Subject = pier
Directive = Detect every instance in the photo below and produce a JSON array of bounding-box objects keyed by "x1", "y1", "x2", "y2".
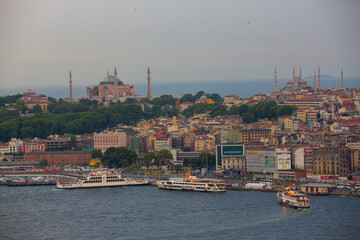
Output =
[{"x1": 7, "y1": 181, "x2": 56, "y2": 187}]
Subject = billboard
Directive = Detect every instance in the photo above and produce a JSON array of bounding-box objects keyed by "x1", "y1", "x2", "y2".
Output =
[
  {"x1": 246, "y1": 151, "x2": 277, "y2": 173},
  {"x1": 277, "y1": 153, "x2": 291, "y2": 170},
  {"x1": 222, "y1": 145, "x2": 244, "y2": 157},
  {"x1": 216, "y1": 145, "x2": 244, "y2": 170}
]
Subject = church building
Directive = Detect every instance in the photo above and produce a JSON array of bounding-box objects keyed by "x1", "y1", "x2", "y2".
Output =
[{"x1": 86, "y1": 68, "x2": 137, "y2": 102}]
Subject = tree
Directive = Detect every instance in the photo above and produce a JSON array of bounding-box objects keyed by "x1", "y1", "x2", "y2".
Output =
[
  {"x1": 79, "y1": 98, "x2": 98, "y2": 107},
  {"x1": 277, "y1": 105, "x2": 296, "y2": 117},
  {"x1": 161, "y1": 105, "x2": 178, "y2": 117},
  {"x1": 144, "y1": 152, "x2": 156, "y2": 169},
  {"x1": 91, "y1": 149, "x2": 102, "y2": 159},
  {"x1": 32, "y1": 105, "x2": 42, "y2": 114},
  {"x1": 70, "y1": 136, "x2": 77, "y2": 150},
  {"x1": 194, "y1": 91, "x2": 205, "y2": 100},
  {"x1": 15, "y1": 101, "x2": 28, "y2": 113},
  {"x1": 20, "y1": 126, "x2": 35, "y2": 139},
  {"x1": 150, "y1": 105, "x2": 162, "y2": 118},
  {"x1": 183, "y1": 158, "x2": 190, "y2": 166},
  {"x1": 101, "y1": 147, "x2": 137, "y2": 168},
  {"x1": 183, "y1": 147, "x2": 191, "y2": 152},
  {"x1": 0, "y1": 94, "x2": 22, "y2": 107},
  {"x1": 48, "y1": 97, "x2": 57, "y2": 103},
  {"x1": 242, "y1": 112, "x2": 255, "y2": 123},
  {"x1": 157, "y1": 149, "x2": 173, "y2": 166},
  {"x1": 180, "y1": 94, "x2": 195, "y2": 103},
  {"x1": 140, "y1": 98, "x2": 151, "y2": 103},
  {"x1": 124, "y1": 98, "x2": 138, "y2": 104},
  {"x1": 151, "y1": 95, "x2": 175, "y2": 106},
  {"x1": 209, "y1": 93, "x2": 222, "y2": 102},
  {"x1": 2, "y1": 158, "x2": 8, "y2": 162},
  {"x1": 39, "y1": 159, "x2": 48, "y2": 168},
  {"x1": 211, "y1": 105, "x2": 228, "y2": 117}
]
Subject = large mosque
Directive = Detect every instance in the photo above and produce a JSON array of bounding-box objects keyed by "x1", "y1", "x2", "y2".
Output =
[
  {"x1": 86, "y1": 68, "x2": 137, "y2": 102},
  {"x1": 278, "y1": 67, "x2": 311, "y2": 92}
]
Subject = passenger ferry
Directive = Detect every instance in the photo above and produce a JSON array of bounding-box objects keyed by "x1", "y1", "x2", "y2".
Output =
[
  {"x1": 157, "y1": 168, "x2": 226, "y2": 192},
  {"x1": 57, "y1": 170, "x2": 149, "y2": 189},
  {"x1": 277, "y1": 186, "x2": 310, "y2": 209}
]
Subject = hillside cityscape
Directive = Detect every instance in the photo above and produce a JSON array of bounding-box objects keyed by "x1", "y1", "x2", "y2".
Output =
[
  {"x1": 1, "y1": 66, "x2": 359, "y2": 182},
  {"x1": 2, "y1": 1, "x2": 360, "y2": 239}
]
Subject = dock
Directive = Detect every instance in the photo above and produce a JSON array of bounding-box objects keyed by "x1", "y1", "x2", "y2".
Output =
[{"x1": 7, "y1": 181, "x2": 57, "y2": 187}]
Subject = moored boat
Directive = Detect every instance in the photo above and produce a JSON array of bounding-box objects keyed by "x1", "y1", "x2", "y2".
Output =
[
  {"x1": 157, "y1": 168, "x2": 226, "y2": 192},
  {"x1": 57, "y1": 170, "x2": 149, "y2": 189}
]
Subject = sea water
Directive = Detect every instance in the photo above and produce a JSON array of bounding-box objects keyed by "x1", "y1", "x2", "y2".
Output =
[{"x1": 0, "y1": 186, "x2": 359, "y2": 240}]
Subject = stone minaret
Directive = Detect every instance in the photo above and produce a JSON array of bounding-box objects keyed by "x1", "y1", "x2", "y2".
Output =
[
  {"x1": 114, "y1": 67, "x2": 118, "y2": 101},
  {"x1": 299, "y1": 66, "x2": 302, "y2": 79},
  {"x1": 293, "y1": 66, "x2": 295, "y2": 81},
  {"x1": 147, "y1": 67, "x2": 152, "y2": 99},
  {"x1": 69, "y1": 70, "x2": 73, "y2": 102},
  {"x1": 317, "y1": 66, "x2": 321, "y2": 90},
  {"x1": 341, "y1": 69, "x2": 344, "y2": 88},
  {"x1": 274, "y1": 67, "x2": 277, "y2": 92},
  {"x1": 314, "y1": 71, "x2": 317, "y2": 90}
]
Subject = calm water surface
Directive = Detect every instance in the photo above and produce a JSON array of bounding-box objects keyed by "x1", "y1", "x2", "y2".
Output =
[{"x1": 0, "y1": 186, "x2": 359, "y2": 240}]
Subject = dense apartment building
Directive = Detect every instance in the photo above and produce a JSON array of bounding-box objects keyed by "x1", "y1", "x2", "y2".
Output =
[
  {"x1": 154, "y1": 139, "x2": 169, "y2": 151},
  {"x1": 347, "y1": 143, "x2": 360, "y2": 173},
  {"x1": 312, "y1": 147, "x2": 350, "y2": 176},
  {"x1": 24, "y1": 151, "x2": 91, "y2": 166},
  {"x1": 45, "y1": 136, "x2": 71, "y2": 151},
  {"x1": 195, "y1": 135, "x2": 215, "y2": 151},
  {"x1": 94, "y1": 130, "x2": 126, "y2": 152},
  {"x1": 304, "y1": 149, "x2": 315, "y2": 174},
  {"x1": 284, "y1": 98, "x2": 323, "y2": 109},
  {"x1": 222, "y1": 129, "x2": 271, "y2": 143},
  {"x1": 221, "y1": 156, "x2": 246, "y2": 170},
  {"x1": 22, "y1": 143, "x2": 46, "y2": 153},
  {"x1": 0, "y1": 138, "x2": 23, "y2": 154},
  {"x1": 183, "y1": 135, "x2": 196, "y2": 151},
  {"x1": 284, "y1": 118, "x2": 300, "y2": 131}
]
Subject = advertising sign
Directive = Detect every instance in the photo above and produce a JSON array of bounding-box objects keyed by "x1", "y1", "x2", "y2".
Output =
[
  {"x1": 222, "y1": 145, "x2": 244, "y2": 157},
  {"x1": 216, "y1": 145, "x2": 244, "y2": 170},
  {"x1": 246, "y1": 151, "x2": 277, "y2": 173},
  {"x1": 277, "y1": 153, "x2": 291, "y2": 170}
]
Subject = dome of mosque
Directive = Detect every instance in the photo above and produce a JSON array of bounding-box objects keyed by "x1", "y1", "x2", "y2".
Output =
[
  {"x1": 199, "y1": 94, "x2": 208, "y2": 100},
  {"x1": 100, "y1": 75, "x2": 123, "y2": 86},
  {"x1": 23, "y1": 88, "x2": 36, "y2": 96}
]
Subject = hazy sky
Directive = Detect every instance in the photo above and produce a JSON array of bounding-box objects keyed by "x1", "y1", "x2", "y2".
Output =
[{"x1": 1, "y1": 0, "x2": 359, "y2": 91}]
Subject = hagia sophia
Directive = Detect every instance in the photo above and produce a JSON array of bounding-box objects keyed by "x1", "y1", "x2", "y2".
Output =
[{"x1": 86, "y1": 68, "x2": 137, "y2": 102}]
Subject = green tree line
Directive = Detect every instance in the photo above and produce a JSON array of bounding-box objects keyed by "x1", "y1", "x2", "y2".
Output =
[
  {"x1": 182, "y1": 152, "x2": 216, "y2": 169},
  {"x1": 0, "y1": 102, "x2": 143, "y2": 141},
  {"x1": 183, "y1": 101, "x2": 297, "y2": 122},
  {"x1": 0, "y1": 93, "x2": 297, "y2": 141}
]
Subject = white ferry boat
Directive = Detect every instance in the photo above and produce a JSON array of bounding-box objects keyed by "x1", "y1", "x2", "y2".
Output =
[
  {"x1": 157, "y1": 168, "x2": 226, "y2": 192},
  {"x1": 57, "y1": 170, "x2": 149, "y2": 189},
  {"x1": 277, "y1": 187, "x2": 310, "y2": 209}
]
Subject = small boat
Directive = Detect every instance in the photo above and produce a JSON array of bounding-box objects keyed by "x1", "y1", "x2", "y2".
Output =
[
  {"x1": 277, "y1": 185, "x2": 310, "y2": 209},
  {"x1": 157, "y1": 167, "x2": 226, "y2": 192},
  {"x1": 57, "y1": 170, "x2": 149, "y2": 189}
]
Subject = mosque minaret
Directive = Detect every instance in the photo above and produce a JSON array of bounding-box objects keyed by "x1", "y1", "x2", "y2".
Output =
[
  {"x1": 69, "y1": 70, "x2": 73, "y2": 102},
  {"x1": 274, "y1": 67, "x2": 277, "y2": 92},
  {"x1": 317, "y1": 65, "x2": 321, "y2": 90},
  {"x1": 147, "y1": 67, "x2": 152, "y2": 100}
]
